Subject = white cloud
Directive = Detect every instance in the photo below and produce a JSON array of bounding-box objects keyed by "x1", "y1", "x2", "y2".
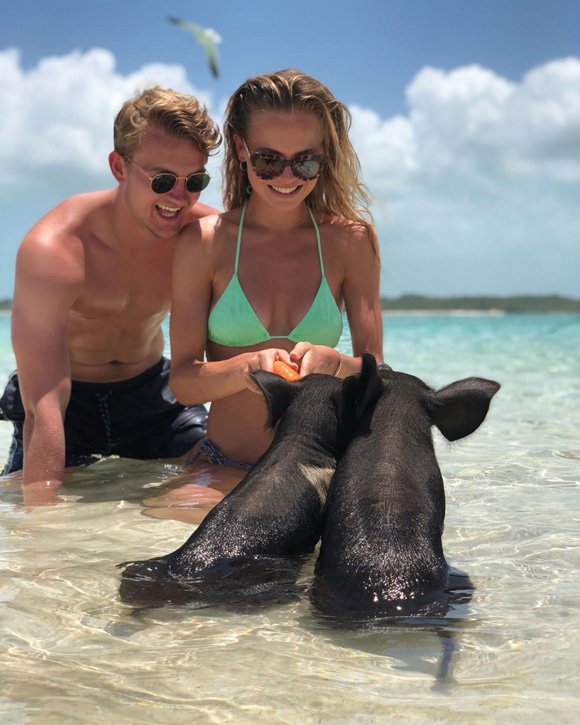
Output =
[
  {"x1": 348, "y1": 58, "x2": 580, "y2": 294},
  {"x1": 0, "y1": 49, "x2": 578, "y2": 296},
  {"x1": 0, "y1": 47, "x2": 217, "y2": 190},
  {"x1": 351, "y1": 58, "x2": 580, "y2": 191}
]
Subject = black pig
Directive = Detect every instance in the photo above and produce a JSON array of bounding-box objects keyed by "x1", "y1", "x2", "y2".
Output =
[
  {"x1": 119, "y1": 371, "x2": 343, "y2": 606},
  {"x1": 313, "y1": 353, "x2": 500, "y2": 619}
]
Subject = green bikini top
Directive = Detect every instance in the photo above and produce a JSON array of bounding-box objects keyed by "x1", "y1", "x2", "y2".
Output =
[{"x1": 207, "y1": 202, "x2": 343, "y2": 348}]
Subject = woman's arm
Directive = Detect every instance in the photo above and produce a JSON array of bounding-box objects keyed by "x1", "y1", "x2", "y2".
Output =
[
  {"x1": 342, "y1": 222, "x2": 384, "y2": 370},
  {"x1": 169, "y1": 218, "x2": 247, "y2": 404},
  {"x1": 169, "y1": 218, "x2": 296, "y2": 404}
]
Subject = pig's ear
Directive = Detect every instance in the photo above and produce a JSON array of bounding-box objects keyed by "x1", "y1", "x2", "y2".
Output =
[
  {"x1": 431, "y1": 378, "x2": 500, "y2": 441},
  {"x1": 252, "y1": 371, "x2": 301, "y2": 428},
  {"x1": 338, "y1": 353, "x2": 384, "y2": 444}
]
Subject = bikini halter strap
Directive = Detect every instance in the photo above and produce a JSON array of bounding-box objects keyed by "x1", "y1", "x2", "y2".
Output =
[{"x1": 234, "y1": 201, "x2": 325, "y2": 275}]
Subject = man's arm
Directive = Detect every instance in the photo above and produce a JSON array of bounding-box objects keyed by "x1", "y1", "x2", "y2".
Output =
[{"x1": 11, "y1": 225, "x2": 83, "y2": 487}]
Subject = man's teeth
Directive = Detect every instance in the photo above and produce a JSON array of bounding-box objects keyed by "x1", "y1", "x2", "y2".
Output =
[
  {"x1": 271, "y1": 185, "x2": 298, "y2": 194},
  {"x1": 156, "y1": 204, "x2": 180, "y2": 217}
]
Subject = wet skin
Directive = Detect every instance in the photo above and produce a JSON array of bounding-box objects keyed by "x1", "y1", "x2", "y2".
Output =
[
  {"x1": 11, "y1": 124, "x2": 216, "y2": 495},
  {"x1": 161, "y1": 109, "x2": 382, "y2": 520}
]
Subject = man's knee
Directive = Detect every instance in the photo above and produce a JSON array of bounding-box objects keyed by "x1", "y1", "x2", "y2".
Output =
[
  {"x1": 182, "y1": 403, "x2": 208, "y2": 429},
  {"x1": 121, "y1": 403, "x2": 208, "y2": 460}
]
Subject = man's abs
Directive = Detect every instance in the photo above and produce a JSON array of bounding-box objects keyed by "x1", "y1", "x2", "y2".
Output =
[{"x1": 68, "y1": 318, "x2": 167, "y2": 383}]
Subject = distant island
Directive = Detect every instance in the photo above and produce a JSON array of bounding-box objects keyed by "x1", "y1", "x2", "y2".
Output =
[
  {"x1": 380, "y1": 294, "x2": 580, "y2": 313},
  {"x1": 1, "y1": 295, "x2": 579, "y2": 313}
]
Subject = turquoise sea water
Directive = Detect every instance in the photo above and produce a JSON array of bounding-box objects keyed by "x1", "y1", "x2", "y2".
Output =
[{"x1": 0, "y1": 311, "x2": 579, "y2": 722}]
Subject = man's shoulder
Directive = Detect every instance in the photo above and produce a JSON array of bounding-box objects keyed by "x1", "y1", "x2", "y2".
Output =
[
  {"x1": 21, "y1": 190, "x2": 116, "y2": 254},
  {"x1": 190, "y1": 200, "x2": 221, "y2": 219},
  {"x1": 25, "y1": 189, "x2": 115, "y2": 240},
  {"x1": 181, "y1": 209, "x2": 223, "y2": 239},
  {"x1": 182, "y1": 208, "x2": 245, "y2": 252}
]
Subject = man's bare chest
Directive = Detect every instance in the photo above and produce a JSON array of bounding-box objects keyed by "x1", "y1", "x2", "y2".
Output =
[{"x1": 74, "y1": 245, "x2": 173, "y2": 318}]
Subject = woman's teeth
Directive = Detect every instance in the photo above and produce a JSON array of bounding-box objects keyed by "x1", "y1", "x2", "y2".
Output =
[{"x1": 271, "y1": 185, "x2": 298, "y2": 194}]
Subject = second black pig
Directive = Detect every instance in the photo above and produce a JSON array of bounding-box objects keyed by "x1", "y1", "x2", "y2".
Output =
[{"x1": 313, "y1": 354, "x2": 500, "y2": 619}]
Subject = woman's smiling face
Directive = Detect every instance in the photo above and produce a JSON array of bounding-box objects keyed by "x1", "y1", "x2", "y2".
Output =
[{"x1": 237, "y1": 110, "x2": 325, "y2": 207}]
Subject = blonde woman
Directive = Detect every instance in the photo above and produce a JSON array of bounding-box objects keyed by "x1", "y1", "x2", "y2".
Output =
[{"x1": 147, "y1": 69, "x2": 383, "y2": 517}]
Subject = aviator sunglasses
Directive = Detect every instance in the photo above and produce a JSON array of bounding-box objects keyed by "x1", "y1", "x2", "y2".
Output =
[
  {"x1": 242, "y1": 139, "x2": 325, "y2": 181},
  {"x1": 125, "y1": 157, "x2": 211, "y2": 194}
]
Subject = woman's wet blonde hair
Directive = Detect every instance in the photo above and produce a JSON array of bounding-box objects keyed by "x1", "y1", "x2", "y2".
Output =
[
  {"x1": 222, "y1": 69, "x2": 378, "y2": 254},
  {"x1": 114, "y1": 86, "x2": 221, "y2": 159}
]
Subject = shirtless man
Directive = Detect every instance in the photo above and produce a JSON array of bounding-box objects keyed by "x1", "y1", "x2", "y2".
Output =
[{"x1": 0, "y1": 86, "x2": 221, "y2": 503}]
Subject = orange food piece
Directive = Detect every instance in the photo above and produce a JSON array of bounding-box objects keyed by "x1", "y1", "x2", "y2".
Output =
[{"x1": 273, "y1": 360, "x2": 301, "y2": 381}]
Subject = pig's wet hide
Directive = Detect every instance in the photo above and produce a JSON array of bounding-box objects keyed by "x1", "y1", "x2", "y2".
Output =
[{"x1": 118, "y1": 553, "x2": 308, "y2": 609}]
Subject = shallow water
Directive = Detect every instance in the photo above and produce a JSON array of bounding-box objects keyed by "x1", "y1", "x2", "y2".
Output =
[{"x1": 1, "y1": 312, "x2": 579, "y2": 723}]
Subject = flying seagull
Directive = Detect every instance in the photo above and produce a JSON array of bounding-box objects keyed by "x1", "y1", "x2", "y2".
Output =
[{"x1": 168, "y1": 16, "x2": 222, "y2": 79}]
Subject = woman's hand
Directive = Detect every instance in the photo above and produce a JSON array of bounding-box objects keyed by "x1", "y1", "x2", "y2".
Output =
[
  {"x1": 243, "y1": 348, "x2": 299, "y2": 392},
  {"x1": 290, "y1": 343, "x2": 341, "y2": 377}
]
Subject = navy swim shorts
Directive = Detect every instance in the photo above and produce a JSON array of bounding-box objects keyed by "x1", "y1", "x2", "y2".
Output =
[{"x1": 0, "y1": 357, "x2": 207, "y2": 475}]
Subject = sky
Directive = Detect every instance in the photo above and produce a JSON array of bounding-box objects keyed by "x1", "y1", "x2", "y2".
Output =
[{"x1": 1, "y1": 0, "x2": 579, "y2": 300}]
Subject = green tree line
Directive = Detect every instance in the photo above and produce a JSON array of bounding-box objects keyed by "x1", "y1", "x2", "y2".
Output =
[
  {"x1": 380, "y1": 295, "x2": 580, "y2": 312},
  {"x1": 2, "y1": 295, "x2": 580, "y2": 313}
]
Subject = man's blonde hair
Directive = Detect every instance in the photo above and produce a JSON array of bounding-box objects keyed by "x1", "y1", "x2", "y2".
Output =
[
  {"x1": 114, "y1": 86, "x2": 221, "y2": 158},
  {"x1": 222, "y1": 69, "x2": 377, "y2": 254}
]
